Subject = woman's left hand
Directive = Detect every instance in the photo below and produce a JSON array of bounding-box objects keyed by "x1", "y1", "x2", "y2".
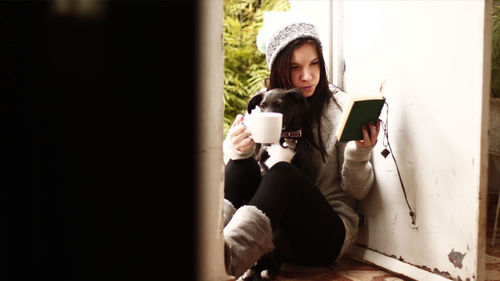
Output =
[{"x1": 355, "y1": 120, "x2": 381, "y2": 148}]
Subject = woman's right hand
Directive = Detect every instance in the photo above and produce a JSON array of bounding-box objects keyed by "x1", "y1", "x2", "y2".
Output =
[{"x1": 228, "y1": 114, "x2": 255, "y2": 153}]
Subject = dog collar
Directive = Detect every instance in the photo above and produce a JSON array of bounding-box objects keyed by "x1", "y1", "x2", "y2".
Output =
[{"x1": 281, "y1": 129, "x2": 302, "y2": 138}]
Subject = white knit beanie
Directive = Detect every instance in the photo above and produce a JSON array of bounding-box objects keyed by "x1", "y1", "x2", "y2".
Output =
[{"x1": 256, "y1": 11, "x2": 321, "y2": 71}]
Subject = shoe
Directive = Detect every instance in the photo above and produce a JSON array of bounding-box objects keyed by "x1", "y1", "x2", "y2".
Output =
[
  {"x1": 223, "y1": 199, "x2": 236, "y2": 227},
  {"x1": 224, "y1": 205, "x2": 274, "y2": 278}
]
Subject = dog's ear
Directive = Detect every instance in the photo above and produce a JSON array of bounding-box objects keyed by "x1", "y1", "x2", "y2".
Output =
[
  {"x1": 287, "y1": 88, "x2": 307, "y2": 107},
  {"x1": 247, "y1": 92, "x2": 264, "y2": 113}
]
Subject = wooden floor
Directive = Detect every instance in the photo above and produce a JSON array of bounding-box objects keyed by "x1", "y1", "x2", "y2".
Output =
[{"x1": 272, "y1": 256, "x2": 412, "y2": 281}]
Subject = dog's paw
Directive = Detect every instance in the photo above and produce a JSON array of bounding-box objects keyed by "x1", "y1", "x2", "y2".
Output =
[
  {"x1": 264, "y1": 144, "x2": 296, "y2": 169},
  {"x1": 260, "y1": 269, "x2": 274, "y2": 280},
  {"x1": 238, "y1": 268, "x2": 254, "y2": 280}
]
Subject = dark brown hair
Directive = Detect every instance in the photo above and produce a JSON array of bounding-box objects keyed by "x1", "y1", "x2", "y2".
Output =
[{"x1": 266, "y1": 37, "x2": 336, "y2": 162}]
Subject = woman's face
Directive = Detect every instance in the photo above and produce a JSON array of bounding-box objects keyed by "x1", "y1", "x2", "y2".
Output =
[{"x1": 290, "y1": 42, "x2": 320, "y2": 97}]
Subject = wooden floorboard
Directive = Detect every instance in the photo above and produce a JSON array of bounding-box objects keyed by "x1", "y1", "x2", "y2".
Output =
[{"x1": 271, "y1": 256, "x2": 412, "y2": 281}]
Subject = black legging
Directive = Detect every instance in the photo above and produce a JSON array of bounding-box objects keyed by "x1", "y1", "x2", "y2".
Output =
[{"x1": 224, "y1": 158, "x2": 345, "y2": 266}]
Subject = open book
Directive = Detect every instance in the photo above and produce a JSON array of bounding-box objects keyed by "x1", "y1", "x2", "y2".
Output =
[{"x1": 336, "y1": 95, "x2": 386, "y2": 142}]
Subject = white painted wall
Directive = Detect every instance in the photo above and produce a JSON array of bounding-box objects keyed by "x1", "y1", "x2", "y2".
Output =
[{"x1": 340, "y1": 1, "x2": 490, "y2": 280}]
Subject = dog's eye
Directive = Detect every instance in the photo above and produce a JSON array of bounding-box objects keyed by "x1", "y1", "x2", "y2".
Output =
[
  {"x1": 271, "y1": 101, "x2": 284, "y2": 109},
  {"x1": 260, "y1": 101, "x2": 268, "y2": 108}
]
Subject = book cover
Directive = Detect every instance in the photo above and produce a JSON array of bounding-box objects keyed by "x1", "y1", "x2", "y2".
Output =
[{"x1": 336, "y1": 96, "x2": 386, "y2": 142}]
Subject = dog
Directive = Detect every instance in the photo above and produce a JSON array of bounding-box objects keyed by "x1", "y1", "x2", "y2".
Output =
[{"x1": 247, "y1": 88, "x2": 317, "y2": 182}]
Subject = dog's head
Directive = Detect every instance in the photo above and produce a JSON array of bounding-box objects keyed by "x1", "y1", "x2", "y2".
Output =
[{"x1": 247, "y1": 88, "x2": 307, "y2": 133}]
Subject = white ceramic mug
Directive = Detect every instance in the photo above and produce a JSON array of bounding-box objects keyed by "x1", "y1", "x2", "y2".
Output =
[{"x1": 245, "y1": 112, "x2": 283, "y2": 143}]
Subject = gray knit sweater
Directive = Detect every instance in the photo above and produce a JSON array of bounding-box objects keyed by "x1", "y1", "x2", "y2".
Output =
[
  {"x1": 223, "y1": 87, "x2": 375, "y2": 257},
  {"x1": 312, "y1": 88, "x2": 375, "y2": 255}
]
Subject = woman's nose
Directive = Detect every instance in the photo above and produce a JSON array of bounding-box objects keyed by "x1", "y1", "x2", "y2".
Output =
[{"x1": 301, "y1": 68, "x2": 312, "y2": 81}]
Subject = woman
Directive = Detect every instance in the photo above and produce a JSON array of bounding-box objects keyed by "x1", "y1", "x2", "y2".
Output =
[{"x1": 222, "y1": 11, "x2": 380, "y2": 280}]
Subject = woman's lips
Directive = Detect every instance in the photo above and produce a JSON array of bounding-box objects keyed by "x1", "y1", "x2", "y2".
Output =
[{"x1": 301, "y1": 85, "x2": 313, "y2": 92}]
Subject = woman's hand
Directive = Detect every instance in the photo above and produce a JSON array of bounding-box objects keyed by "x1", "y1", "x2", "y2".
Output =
[
  {"x1": 228, "y1": 114, "x2": 255, "y2": 153},
  {"x1": 355, "y1": 120, "x2": 381, "y2": 148}
]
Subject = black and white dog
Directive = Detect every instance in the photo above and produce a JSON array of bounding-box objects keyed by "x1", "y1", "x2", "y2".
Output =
[{"x1": 247, "y1": 88, "x2": 316, "y2": 182}]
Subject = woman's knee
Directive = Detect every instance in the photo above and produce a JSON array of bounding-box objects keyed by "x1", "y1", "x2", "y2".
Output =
[
  {"x1": 224, "y1": 158, "x2": 262, "y2": 208},
  {"x1": 225, "y1": 158, "x2": 261, "y2": 189},
  {"x1": 265, "y1": 161, "x2": 312, "y2": 186}
]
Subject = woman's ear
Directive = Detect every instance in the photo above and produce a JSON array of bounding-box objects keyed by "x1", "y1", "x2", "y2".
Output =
[{"x1": 247, "y1": 92, "x2": 264, "y2": 113}]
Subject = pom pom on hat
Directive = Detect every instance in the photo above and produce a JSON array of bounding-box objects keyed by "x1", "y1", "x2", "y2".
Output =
[{"x1": 256, "y1": 11, "x2": 321, "y2": 71}]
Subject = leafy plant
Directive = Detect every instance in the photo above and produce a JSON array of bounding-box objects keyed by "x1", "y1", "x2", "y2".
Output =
[
  {"x1": 492, "y1": 4, "x2": 500, "y2": 97},
  {"x1": 223, "y1": 0, "x2": 290, "y2": 136}
]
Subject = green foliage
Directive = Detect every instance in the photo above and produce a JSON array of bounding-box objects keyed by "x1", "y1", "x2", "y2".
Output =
[
  {"x1": 223, "y1": 0, "x2": 290, "y2": 136},
  {"x1": 492, "y1": 4, "x2": 500, "y2": 97}
]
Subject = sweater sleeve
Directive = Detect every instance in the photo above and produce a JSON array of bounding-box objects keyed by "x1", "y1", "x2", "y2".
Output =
[
  {"x1": 339, "y1": 141, "x2": 375, "y2": 200},
  {"x1": 223, "y1": 135, "x2": 255, "y2": 165}
]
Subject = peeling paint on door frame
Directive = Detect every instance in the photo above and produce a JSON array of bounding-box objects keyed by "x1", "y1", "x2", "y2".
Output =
[
  {"x1": 448, "y1": 249, "x2": 466, "y2": 269},
  {"x1": 350, "y1": 244, "x2": 473, "y2": 281}
]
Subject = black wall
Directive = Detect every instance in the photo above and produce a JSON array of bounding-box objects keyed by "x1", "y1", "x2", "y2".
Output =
[{"x1": 1, "y1": 1, "x2": 197, "y2": 279}]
